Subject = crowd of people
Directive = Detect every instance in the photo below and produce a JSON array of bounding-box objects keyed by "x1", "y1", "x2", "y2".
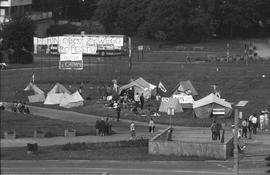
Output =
[
  {"x1": 95, "y1": 117, "x2": 112, "y2": 136},
  {"x1": 11, "y1": 101, "x2": 30, "y2": 114}
]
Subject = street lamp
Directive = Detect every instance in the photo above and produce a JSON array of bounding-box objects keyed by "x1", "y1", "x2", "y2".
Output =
[{"x1": 234, "y1": 100, "x2": 248, "y2": 175}]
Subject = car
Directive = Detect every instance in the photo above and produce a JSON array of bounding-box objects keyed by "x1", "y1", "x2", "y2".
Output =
[{"x1": 0, "y1": 62, "x2": 8, "y2": 70}]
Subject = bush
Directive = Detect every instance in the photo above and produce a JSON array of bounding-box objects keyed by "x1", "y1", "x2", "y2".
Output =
[
  {"x1": 44, "y1": 131, "x2": 56, "y2": 138},
  {"x1": 9, "y1": 50, "x2": 33, "y2": 64},
  {"x1": 47, "y1": 24, "x2": 79, "y2": 36}
]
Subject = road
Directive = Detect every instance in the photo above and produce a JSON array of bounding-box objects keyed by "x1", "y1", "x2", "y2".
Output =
[{"x1": 1, "y1": 159, "x2": 268, "y2": 175}]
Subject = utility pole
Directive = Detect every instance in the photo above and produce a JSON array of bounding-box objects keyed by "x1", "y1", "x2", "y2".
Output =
[{"x1": 234, "y1": 108, "x2": 239, "y2": 175}]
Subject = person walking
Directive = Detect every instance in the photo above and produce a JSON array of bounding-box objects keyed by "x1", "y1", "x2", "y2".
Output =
[
  {"x1": 149, "y1": 118, "x2": 155, "y2": 135},
  {"x1": 130, "y1": 122, "x2": 136, "y2": 139},
  {"x1": 95, "y1": 119, "x2": 101, "y2": 136},
  {"x1": 140, "y1": 93, "x2": 144, "y2": 110},
  {"x1": 216, "y1": 122, "x2": 221, "y2": 140},
  {"x1": 247, "y1": 119, "x2": 252, "y2": 139},
  {"x1": 241, "y1": 119, "x2": 248, "y2": 138},
  {"x1": 116, "y1": 103, "x2": 121, "y2": 121},
  {"x1": 259, "y1": 112, "x2": 265, "y2": 131}
]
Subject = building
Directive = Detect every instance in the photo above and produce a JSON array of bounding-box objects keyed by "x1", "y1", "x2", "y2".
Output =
[
  {"x1": 0, "y1": 0, "x2": 32, "y2": 23},
  {"x1": 0, "y1": 0, "x2": 53, "y2": 36}
]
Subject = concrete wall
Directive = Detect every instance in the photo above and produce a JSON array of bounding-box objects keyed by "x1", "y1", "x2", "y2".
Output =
[{"x1": 149, "y1": 127, "x2": 234, "y2": 160}]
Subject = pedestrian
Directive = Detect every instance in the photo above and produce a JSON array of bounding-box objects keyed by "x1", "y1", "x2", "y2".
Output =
[
  {"x1": 220, "y1": 122, "x2": 226, "y2": 143},
  {"x1": 241, "y1": 119, "x2": 248, "y2": 138},
  {"x1": 216, "y1": 122, "x2": 221, "y2": 140},
  {"x1": 95, "y1": 119, "x2": 101, "y2": 136},
  {"x1": 265, "y1": 109, "x2": 269, "y2": 127},
  {"x1": 210, "y1": 120, "x2": 217, "y2": 140},
  {"x1": 130, "y1": 122, "x2": 136, "y2": 139},
  {"x1": 134, "y1": 92, "x2": 140, "y2": 110},
  {"x1": 149, "y1": 118, "x2": 155, "y2": 135},
  {"x1": 99, "y1": 118, "x2": 106, "y2": 136},
  {"x1": 140, "y1": 93, "x2": 144, "y2": 110},
  {"x1": 247, "y1": 119, "x2": 252, "y2": 139},
  {"x1": 251, "y1": 114, "x2": 258, "y2": 134},
  {"x1": 116, "y1": 103, "x2": 121, "y2": 121},
  {"x1": 259, "y1": 111, "x2": 265, "y2": 131}
]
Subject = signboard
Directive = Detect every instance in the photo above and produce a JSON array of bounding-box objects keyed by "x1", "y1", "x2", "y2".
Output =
[
  {"x1": 59, "y1": 53, "x2": 83, "y2": 70},
  {"x1": 167, "y1": 108, "x2": 175, "y2": 115},
  {"x1": 138, "y1": 45, "x2": 144, "y2": 51},
  {"x1": 172, "y1": 94, "x2": 194, "y2": 104}
]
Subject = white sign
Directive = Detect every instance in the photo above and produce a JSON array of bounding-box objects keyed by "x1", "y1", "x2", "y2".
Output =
[
  {"x1": 172, "y1": 94, "x2": 194, "y2": 104},
  {"x1": 138, "y1": 45, "x2": 144, "y2": 51},
  {"x1": 59, "y1": 53, "x2": 83, "y2": 70},
  {"x1": 167, "y1": 108, "x2": 175, "y2": 115}
]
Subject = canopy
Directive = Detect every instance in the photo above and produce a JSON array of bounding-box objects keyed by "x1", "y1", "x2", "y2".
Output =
[
  {"x1": 24, "y1": 82, "x2": 45, "y2": 103},
  {"x1": 159, "y1": 97, "x2": 183, "y2": 113},
  {"x1": 118, "y1": 77, "x2": 156, "y2": 99},
  {"x1": 48, "y1": 83, "x2": 71, "y2": 94},
  {"x1": 44, "y1": 83, "x2": 71, "y2": 105},
  {"x1": 172, "y1": 80, "x2": 198, "y2": 96},
  {"x1": 193, "y1": 93, "x2": 232, "y2": 118},
  {"x1": 59, "y1": 91, "x2": 84, "y2": 108}
]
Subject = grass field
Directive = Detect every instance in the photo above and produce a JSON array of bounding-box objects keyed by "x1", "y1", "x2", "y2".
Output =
[
  {"x1": 0, "y1": 110, "x2": 95, "y2": 138},
  {"x1": 1, "y1": 39, "x2": 270, "y2": 127}
]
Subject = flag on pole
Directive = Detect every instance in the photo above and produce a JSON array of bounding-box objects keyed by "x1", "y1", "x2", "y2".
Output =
[
  {"x1": 158, "y1": 82, "x2": 167, "y2": 92},
  {"x1": 32, "y1": 73, "x2": 35, "y2": 83}
]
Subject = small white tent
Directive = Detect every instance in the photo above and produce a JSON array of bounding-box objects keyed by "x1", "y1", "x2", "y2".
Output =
[
  {"x1": 44, "y1": 83, "x2": 71, "y2": 105},
  {"x1": 59, "y1": 91, "x2": 84, "y2": 108},
  {"x1": 24, "y1": 82, "x2": 45, "y2": 103}
]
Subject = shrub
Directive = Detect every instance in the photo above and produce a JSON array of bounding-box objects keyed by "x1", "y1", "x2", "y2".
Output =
[
  {"x1": 44, "y1": 131, "x2": 56, "y2": 138},
  {"x1": 47, "y1": 24, "x2": 79, "y2": 36}
]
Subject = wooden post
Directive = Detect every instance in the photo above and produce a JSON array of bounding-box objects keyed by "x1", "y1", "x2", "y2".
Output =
[{"x1": 234, "y1": 108, "x2": 239, "y2": 175}]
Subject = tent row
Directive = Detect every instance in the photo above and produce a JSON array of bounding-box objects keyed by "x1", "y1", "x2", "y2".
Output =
[{"x1": 23, "y1": 82, "x2": 84, "y2": 108}]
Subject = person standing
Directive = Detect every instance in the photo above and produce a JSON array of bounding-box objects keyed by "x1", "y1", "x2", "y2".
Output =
[
  {"x1": 95, "y1": 119, "x2": 101, "y2": 136},
  {"x1": 116, "y1": 103, "x2": 121, "y2": 121},
  {"x1": 241, "y1": 119, "x2": 248, "y2": 138},
  {"x1": 134, "y1": 92, "x2": 140, "y2": 110},
  {"x1": 210, "y1": 120, "x2": 217, "y2": 140},
  {"x1": 259, "y1": 112, "x2": 265, "y2": 131},
  {"x1": 140, "y1": 93, "x2": 144, "y2": 110},
  {"x1": 216, "y1": 122, "x2": 221, "y2": 140},
  {"x1": 247, "y1": 119, "x2": 252, "y2": 139},
  {"x1": 130, "y1": 122, "x2": 136, "y2": 139},
  {"x1": 251, "y1": 114, "x2": 258, "y2": 134},
  {"x1": 149, "y1": 118, "x2": 155, "y2": 135},
  {"x1": 100, "y1": 118, "x2": 106, "y2": 136}
]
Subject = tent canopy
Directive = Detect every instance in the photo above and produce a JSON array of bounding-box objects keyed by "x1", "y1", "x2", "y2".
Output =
[
  {"x1": 159, "y1": 97, "x2": 183, "y2": 113},
  {"x1": 24, "y1": 82, "x2": 44, "y2": 95},
  {"x1": 118, "y1": 77, "x2": 156, "y2": 99},
  {"x1": 48, "y1": 83, "x2": 71, "y2": 95},
  {"x1": 60, "y1": 91, "x2": 84, "y2": 108},
  {"x1": 193, "y1": 93, "x2": 232, "y2": 109},
  {"x1": 193, "y1": 93, "x2": 232, "y2": 118},
  {"x1": 172, "y1": 80, "x2": 198, "y2": 96}
]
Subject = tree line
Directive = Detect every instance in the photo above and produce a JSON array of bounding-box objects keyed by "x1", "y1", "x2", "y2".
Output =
[{"x1": 33, "y1": 0, "x2": 270, "y2": 42}]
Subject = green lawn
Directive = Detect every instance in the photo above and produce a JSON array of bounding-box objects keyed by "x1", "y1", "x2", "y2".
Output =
[
  {"x1": 0, "y1": 110, "x2": 95, "y2": 138},
  {"x1": 1, "y1": 39, "x2": 269, "y2": 128}
]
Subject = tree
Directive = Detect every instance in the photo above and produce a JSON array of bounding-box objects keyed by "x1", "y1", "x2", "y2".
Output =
[
  {"x1": 0, "y1": 16, "x2": 35, "y2": 64},
  {"x1": 77, "y1": 20, "x2": 105, "y2": 34},
  {"x1": 46, "y1": 23, "x2": 79, "y2": 36}
]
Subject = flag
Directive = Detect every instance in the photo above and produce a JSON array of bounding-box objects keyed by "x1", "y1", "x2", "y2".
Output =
[
  {"x1": 158, "y1": 82, "x2": 167, "y2": 92},
  {"x1": 32, "y1": 73, "x2": 35, "y2": 83}
]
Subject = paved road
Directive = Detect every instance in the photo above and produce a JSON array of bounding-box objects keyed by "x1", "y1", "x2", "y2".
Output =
[{"x1": 1, "y1": 159, "x2": 268, "y2": 175}]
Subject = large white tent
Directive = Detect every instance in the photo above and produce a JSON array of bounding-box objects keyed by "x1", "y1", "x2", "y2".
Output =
[
  {"x1": 44, "y1": 83, "x2": 71, "y2": 105},
  {"x1": 193, "y1": 93, "x2": 232, "y2": 118},
  {"x1": 59, "y1": 91, "x2": 84, "y2": 108},
  {"x1": 24, "y1": 82, "x2": 45, "y2": 103},
  {"x1": 118, "y1": 77, "x2": 156, "y2": 99}
]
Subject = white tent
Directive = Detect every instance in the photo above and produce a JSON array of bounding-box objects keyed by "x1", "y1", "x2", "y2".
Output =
[
  {"x1": 59, "y1": 91, "x2": 84, "y2": 108},
  {"x1": 159, "y1": 97, "x2": 183, "y2": 113},
  {"x1": 118, "y1": 77, "x2": 156, "y2": 99},
  {"x1": 44, "y1": 83, "x2": 71, "y2": 105},
  {"x1": 24, "y1": 82, "x2": 45, "y2": 103}
]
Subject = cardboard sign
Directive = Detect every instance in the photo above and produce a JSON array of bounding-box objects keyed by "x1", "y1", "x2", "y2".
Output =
[
  {"x1": 172, "y1": 94, "x2": 194, "y2": 104},
  {"x1": 59, "y1": 53, "x2": 83, "y2": 70}
]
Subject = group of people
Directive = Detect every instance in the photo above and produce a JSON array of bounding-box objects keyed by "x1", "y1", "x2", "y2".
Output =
[
  {"x1": 210, "y1": 120, "x2": 224, "y2": 141},
  {"x1": 95, "y1": 117, "x2": 112, "y2": 136},
  {"x1": 240, "y1": 110, "x2": 269, "y2": 139},
  {"x1": 129, "y1": 118, "x2": 156, "y2": 139},
  {"x1": 12, "y1": 101, "x2": 30, "y2": 114}
]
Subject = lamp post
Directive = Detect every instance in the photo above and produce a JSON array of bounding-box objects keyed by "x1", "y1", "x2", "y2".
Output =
[{"x1": 234, "y1": 101, "x2": 248, "y2": 175}]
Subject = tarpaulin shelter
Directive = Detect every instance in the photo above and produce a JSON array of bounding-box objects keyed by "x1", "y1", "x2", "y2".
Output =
[
  {"x1": 44, "y1": 83, "x2": 71, "y2": 105},
  {"x1": 24, "y1": 82, "x2": 45, "y2": 103},
  {"x1": 118, "y1": 77, "x2": 156, "y2": 99},
  {"x1": 59, "y1": 91, "x2": 84, "y2": 108},
  {"x1": 159, "y1": 97, "x2": 183, "y2": 113},
  {"x1": 193, "y1": 93, "x2": 232, "y2": 118},
  {"x1": 172, "y1": 80, "x2": 198, "y2": 96}
]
